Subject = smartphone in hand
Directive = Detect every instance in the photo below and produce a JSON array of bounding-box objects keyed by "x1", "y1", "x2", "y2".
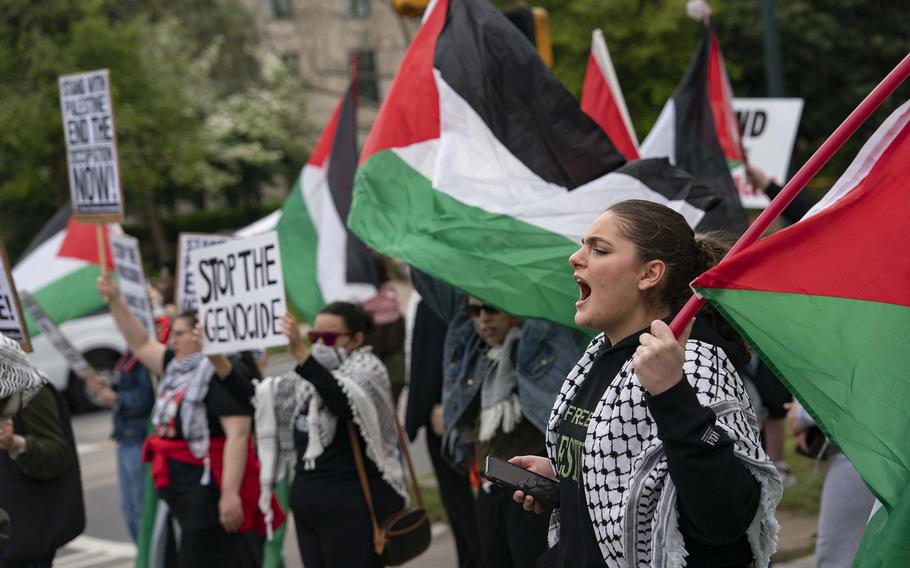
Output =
[{"x1": 483, "y1": 456, "x2": 560, "y2": 508}]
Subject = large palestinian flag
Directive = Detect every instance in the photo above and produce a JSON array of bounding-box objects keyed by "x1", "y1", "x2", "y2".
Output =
[
  {"x1": 581, "y1": 29, "x2": 639, "y2": 160},
  {"x1": 693, "y1": 100, "x2": 910, "y2": 566},
  {"x1": 349, "y1": 0, "x2": 727, "y2": 329},
  {"x1": 276, "y1": 83, "x2": 378, "y2": 323},
  {"x1": 640, "y1": 24, "x2": 748, "y2": 233},
  {"x1": 12, "y1": 206, "x2": 112, "y2": 332}
]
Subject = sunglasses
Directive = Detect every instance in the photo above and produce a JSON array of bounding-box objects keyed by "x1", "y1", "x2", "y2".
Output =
[
  {"x1": 306, "y1": 331, "x2": 349, "y2": 346},
  {"x1": 463, "y1": 304, "x2": 501, "y2": 318}
]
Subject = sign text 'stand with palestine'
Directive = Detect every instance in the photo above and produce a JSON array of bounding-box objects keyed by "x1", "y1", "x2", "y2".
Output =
[
  {"x1": 59, "y1": 69, "x2": 123, "y2": 223},
  {"x1": 189, "y1": 232, "x2": 288, "y2": 355},
  {"x1": 110, "y1": 234, "x2": 156, "y2": 338},
  {"x1": 0, "y1": 234, "x2": 30, "y2": 352},
  {"x1": 175, "y1": 233, "x2": 232, "y2": 314}
]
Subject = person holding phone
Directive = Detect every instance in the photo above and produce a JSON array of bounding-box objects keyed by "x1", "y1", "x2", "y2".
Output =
[{"x1": 511, "y1": 200, "x2": 782, "y2": 568}]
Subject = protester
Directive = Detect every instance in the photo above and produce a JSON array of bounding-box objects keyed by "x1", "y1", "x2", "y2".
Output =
[
  {"x1": 254, "y1": 304, "x2": 408, "y2": 567},
  {"x1": 511, "y1": 200, "x2": 781, "y2": 567},
  {"x1": 412, "y1": 270, "x2": 581, "y2": 568},
  {"x1": 97, "y1": 272, "x2": 279, "y2": 567},
  {"x1": 786, "y1": 402, "x2": 874, "y2": 568},
  {"x1": 404, "y1": 293, "x2": 484, "y2": 568},
  {"x1": 86, "y1": 352, "x2": 155, "y2": 542},
  {"x1": 0, "y1": 332, "x2": 85, "y2": 568}
]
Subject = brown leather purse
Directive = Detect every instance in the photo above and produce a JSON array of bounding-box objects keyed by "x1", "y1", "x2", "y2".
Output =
[{"x1": 347, "y1": 417, "x2": 431, "y2": 565}]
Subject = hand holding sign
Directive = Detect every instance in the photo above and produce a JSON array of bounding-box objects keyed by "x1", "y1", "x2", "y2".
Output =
[
  {"x1": 189, "y1": 232, "x2": 288, "y2": 355},
  {"x1": 281, "y1": 313, "x2": 309, "y2": 364}
]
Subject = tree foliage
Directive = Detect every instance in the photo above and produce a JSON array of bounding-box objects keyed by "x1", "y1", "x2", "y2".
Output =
[{"x1": 0, "y1": 0, "x2": 311, "y2": 262}]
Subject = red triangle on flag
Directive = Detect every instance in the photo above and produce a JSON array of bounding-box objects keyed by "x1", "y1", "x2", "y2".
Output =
[{"x1": 57, "y1": 217, "x2": 115, "y2": 269}]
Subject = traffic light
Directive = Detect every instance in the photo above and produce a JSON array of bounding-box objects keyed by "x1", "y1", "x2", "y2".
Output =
[
  {"x1": 505, "y1": 6, "x2": 553, "y2": 68},
  {"x1": 393, "y1": 0, "x2": 430, "y2": 18}
]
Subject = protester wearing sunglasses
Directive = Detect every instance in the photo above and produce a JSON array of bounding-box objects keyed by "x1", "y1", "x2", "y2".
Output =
[
  {"x1": 410, "y1": 270, "x2": 582, "y2": 568},
  {"x1": 254, "y1": 303, "x2": 408, "y2": 567}
]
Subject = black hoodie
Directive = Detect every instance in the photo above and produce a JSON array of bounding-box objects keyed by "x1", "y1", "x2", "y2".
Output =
[{"x1": 550, "y1": 314, "x2": 759, "y2": 568}]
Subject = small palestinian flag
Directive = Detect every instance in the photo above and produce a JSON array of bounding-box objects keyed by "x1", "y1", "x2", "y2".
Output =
[
  {"x1": 276, "y1": 83, "x2": 378, "y2": 323},
  {"x1": 581, "y1": 29, "x2": 639, "y2": 160},
  {"x1": 349, "y1": 0, "x2": 726, "y2": 329},
  {"x1": 640, "y1": 23, "x2": 748, "y2": 233},
  {"x1": 693, "y1": 100, "x2": 910, "y2": 567},
  {"x1": 13, "y1": 206, "x2": 112, "y2": 333}
]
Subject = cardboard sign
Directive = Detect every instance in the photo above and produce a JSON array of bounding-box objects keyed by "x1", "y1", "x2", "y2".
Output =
[
  {"x1": 176, "y1": 233, "x2": 232, "y2": 313},
  {"x1": 0, "y1": 234, "x2": 30, "y2": 352},
  {"x1": 732, "y1": 98, "x2": 805, "y2": 209},
  {"x1": 110, "y1": 234, "x2": 155, "y2": 338},
  {"x1": 189, "y1": 232, "x2": 288, "y2": 355},
  {"x1": 59, "y1": 69, "x2": 123, "y2": 223},
  {"x1": 19, "y1": 292, "x2": 95, "y2": 379}
]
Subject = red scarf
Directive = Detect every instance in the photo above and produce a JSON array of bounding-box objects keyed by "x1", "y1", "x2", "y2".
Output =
[{"x1": 142, "y1": 434, "x2": 286, "y2": 535}]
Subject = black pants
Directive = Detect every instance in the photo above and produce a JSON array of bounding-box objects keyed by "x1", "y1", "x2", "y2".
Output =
[
  {"x1": 426, "y1": 431, "x2": 485, "y2": 568},
  {"x1": 291, "y1": 475, "x2": 404, "y2": 568},
  {"x1": 476, "y1": 483, "x2": 550, "y2": 568},
  {"x1": 158, "y1": 460, "x2": 240, "y2": 568}
]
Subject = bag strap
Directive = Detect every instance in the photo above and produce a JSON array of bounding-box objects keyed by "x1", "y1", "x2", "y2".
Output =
[{"x1": 347, "y1": 421, "x2": 385, "y2": 555}]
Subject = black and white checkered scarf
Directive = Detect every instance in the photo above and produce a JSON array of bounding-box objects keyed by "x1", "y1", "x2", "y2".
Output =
[
  {"x1": 151, "y1": 352, "x2": 215, "y2": 481},
  {"x1": 546, "y1": 333, "x2": 782, "y2": 568},
  {"x1": 0, "y1": 332, "x2": 44, "y2": 420}
]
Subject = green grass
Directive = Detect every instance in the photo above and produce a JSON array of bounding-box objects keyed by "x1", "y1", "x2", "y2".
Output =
[
  {"x1": 778, "y1": 431, "x2": 827, "y2": 515},
  {"x1": 413, "y1": 474, "x2": 448, "y2": 523}
]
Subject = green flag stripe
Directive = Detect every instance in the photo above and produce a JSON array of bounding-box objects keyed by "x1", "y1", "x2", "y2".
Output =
[
  {"x1": 699, "y1": 287, "x2": 910, "y2": 508},
  {"x1": 276, "y1": 176, "x2": 324, "y2": 323},
  {"x1": 351, "y1": 150, "x2": 581, "y2": 330},
  {"x1": 25, "y1": 264, "x2": 106, "y2": 334}
]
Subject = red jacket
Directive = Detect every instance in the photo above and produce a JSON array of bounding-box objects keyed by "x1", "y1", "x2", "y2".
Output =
[{"x1": 143, "y1": 434, "x2": 286, "y2": 535}]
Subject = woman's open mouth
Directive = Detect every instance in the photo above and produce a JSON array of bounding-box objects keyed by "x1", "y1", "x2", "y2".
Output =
[{"x1": 575, "y1": 275, "x2": 592, "y2": 308}]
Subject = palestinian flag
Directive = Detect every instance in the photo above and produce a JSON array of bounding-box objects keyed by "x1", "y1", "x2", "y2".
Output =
[
  {"x1": 12, "y1": 205, "x2": 111, "y2": 332},
  {"x1": 581, "y1": 29, "x2": 639, "y2": 160},
  {"x1": 693, "y1": 100, "x2": 910, "y2": 567},
  {"x1": 349, "y1": 0, "x2": 725, "y2": 329},
  {"x1": 640, "y1": 24, "x2": 748, "y2": 233},
  {"x1": 276, "y1": 83, "x2": 378, "y2": 323}
]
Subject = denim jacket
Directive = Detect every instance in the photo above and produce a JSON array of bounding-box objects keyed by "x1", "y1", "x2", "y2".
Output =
[
  {"x1": 412, "y1": 270, "x2": 582, "y2": 468},
  {"x1": 111, "y1": 355, "x2": 155, "y2": 445}
]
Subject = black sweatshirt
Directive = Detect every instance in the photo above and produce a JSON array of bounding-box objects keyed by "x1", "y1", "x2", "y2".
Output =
[
  {"x1": 291, "y1": 357, "x2": 383, "y2": 482},
  {"x1": 552, "y1": 316, "x2": 760, "y2": 568}
]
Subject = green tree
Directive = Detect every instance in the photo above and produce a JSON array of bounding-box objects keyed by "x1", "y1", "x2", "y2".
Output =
[{"x1": 0, "y1": 0, "x2": 311, "y2": 264}]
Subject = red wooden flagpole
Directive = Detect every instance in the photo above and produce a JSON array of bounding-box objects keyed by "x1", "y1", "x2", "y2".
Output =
[{"x1": 670, "y1": 52, "x2": 910, "y2": 337}]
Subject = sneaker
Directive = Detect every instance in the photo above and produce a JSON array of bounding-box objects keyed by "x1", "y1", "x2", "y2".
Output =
[{"x1": 774, "y1": 461, "x2": 797, "y2": 488}]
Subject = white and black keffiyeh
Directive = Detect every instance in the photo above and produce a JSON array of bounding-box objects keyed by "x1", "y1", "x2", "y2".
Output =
[
  {"x1": 0, "y1": 332, "x2": 44, "y2": 419},
  {"x1": 151, "y1": 352, "x2": 215, "y2": 481},
  {"x1": 546, "y1": 334, "x2": 782, "y2": 568},
  {"x1": 255, "y1": 347, "x2": 408, "y2": 538},
  {"x1": 478, "y1": 326, "x2": 522, "y2": 442}
]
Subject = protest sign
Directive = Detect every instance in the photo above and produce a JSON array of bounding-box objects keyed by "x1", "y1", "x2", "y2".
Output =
[
  {"x1": 20, "y1": 292, "x2": 95, "y2": 379},
  {"x1": 59, "y1": 69, "x2": 123, "y2": 223},
  {"x1": 0, "y1": 234, "x2": 30, "y2": 352},
  {"x1": 189, "y1": 232, "x2": 288, "y2": 355},
  {"x1": 176, "y1": 233, "x2": 232, "y2": 313},
  {"x1": 110, "y1": 234, "x2": 155, "y2": 338},
  {"x1": 732, "y1": 98, "x2": 805, "y2": 208}
]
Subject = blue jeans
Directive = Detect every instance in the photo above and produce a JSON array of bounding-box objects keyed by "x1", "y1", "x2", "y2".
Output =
[{"x1": 117, "y1": 441, "x2": 146, "y2": 542}]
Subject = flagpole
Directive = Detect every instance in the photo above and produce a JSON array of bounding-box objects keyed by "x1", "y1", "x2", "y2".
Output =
[
  {"x1": 670, "y1": 52, "x2": 910, "y2": 337},
  {"x1": 96, "y1": 224, "x2": 107, "y2": 273}
]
